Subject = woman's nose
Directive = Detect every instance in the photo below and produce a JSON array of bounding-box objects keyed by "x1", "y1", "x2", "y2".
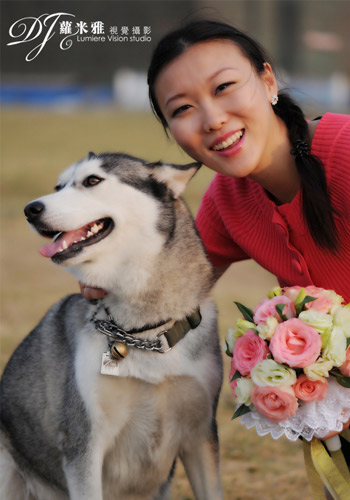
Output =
[{"x1": 202, "y1": 102, "x2": 228, "y2": 132}]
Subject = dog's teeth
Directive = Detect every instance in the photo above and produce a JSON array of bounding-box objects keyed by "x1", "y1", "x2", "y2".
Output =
[
  {"x1": 62, "y1": 240, "x2": 68, "y2": 250},
  {"x1": 53, "y1": 232, "x2": 63, "y2": 242},
  {"x1": 80, "y1": 236, "x2": 86, "y2": 241},
  {"x1": 87, "y1": 231, "x2": 93, "y2": 237},
  {"x1": 73, "y1": 240, "x2": 78, "y2": 244},
  {"x1": 91, "y1": 224, "x2": 99, "y2": 234}
]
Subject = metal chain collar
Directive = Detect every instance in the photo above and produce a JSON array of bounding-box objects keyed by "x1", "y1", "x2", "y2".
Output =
[{"x1": 90, "y1": 302, "x2": 168, "y2": 353}]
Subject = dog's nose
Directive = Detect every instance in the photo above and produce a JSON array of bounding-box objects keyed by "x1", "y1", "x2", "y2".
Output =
[{"x1": 24, "y1": 201, "x2": 45, "y2": 222}]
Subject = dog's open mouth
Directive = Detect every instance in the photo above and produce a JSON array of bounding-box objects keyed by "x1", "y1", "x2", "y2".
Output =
[{"x1": 38, "y1": 218, "x2": 114, "y2": 262}]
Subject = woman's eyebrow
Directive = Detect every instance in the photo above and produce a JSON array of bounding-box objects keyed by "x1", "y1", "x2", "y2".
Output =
[
  {"x1": 165, "y1": 92, "x2": 187, "y2": 108},
  {"x1": 164, "y1": 67, "x2": 238, "y2": 108}
]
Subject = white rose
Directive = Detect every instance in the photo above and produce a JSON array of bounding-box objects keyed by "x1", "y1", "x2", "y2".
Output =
[
  {"x1": 235, "y1": 318, "x2": 256, "y2": 334},
  {"x1": 303, "y1": 357, "x2": 333, "y2": 381},
  {"x1": 324, "y1": 290, "x2": 345, "y2": 311},
  {"x1": 251, "y1": 359, "x2": 297, "y2": 387},
  {"x1": 298, "y1": 310, "x2": 333, "y2": 334},
  {"x1": 257, "y1": 316, "x2": 279, "y2": 340},
  {"x1": 333, "y1": 307, "x2": 350, "y2": 338},
  {"x1": 235, "y1": 377, "x2": 254, "y2": 406},
  {"x1": 225, "y1": 328, "x2": 243, "y2": 354},
  {"x1": 322, "y1": 326, "x2": 347, "y2": 367}
]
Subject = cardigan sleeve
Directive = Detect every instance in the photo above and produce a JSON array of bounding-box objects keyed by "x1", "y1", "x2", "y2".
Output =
[{"x1": 195, "y1": 185, "x2": 250, "y2": 267}]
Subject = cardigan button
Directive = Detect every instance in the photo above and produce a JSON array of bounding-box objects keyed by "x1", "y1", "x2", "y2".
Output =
[
  {"x1": 276, "y1": 224, "x2": 287, "y2": 236},
  {"x1": 292, "y1": 258, "x2": 303, "y2": 274}
]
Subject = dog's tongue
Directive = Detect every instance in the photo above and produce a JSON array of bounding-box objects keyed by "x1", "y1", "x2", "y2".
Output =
[
  {"x1": 39, "y1": 227, "x2": 86, "y2": 258},
  {"x1": 39, "y1": 240, "x2": 62, "y2": 258}
]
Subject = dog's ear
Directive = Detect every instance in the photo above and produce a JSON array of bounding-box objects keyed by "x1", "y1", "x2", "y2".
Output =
[
  {"x1": 151, "y1": 162, "x2": 201, "y2": 198},
  {"x1": 87, "y1": 151, "x2": 96, "y2": 160}
]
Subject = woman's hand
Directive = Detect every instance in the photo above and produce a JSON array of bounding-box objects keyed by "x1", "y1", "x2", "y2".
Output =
[
  {"x1": 79, "y1": 282, "x2": 108, "y2": 301},
  {"x1": 321, "y1": 419, "x2": 350, "y2": 441}
]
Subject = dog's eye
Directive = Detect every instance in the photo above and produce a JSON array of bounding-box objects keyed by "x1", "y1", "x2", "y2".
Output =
[
  {"x1": 83, "y1": 175, "x2": 104, "y2": 187},
  {"x1": 54, "y1": 184, "x2": 63, "y2": 192}
]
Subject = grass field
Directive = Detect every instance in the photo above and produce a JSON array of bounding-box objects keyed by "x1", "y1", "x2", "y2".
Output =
[{"x1": 1, "y1": 108, "x2": 313, "y2": 499}]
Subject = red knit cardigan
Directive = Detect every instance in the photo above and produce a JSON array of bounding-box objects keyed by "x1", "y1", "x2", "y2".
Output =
[{"x1": 195, "y1": 113, "x2": 350, "y2": 303}]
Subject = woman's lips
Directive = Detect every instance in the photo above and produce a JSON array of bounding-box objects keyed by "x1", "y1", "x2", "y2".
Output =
[{"x1": 210, "y1": 129, "x2": 245, "y2": 157}]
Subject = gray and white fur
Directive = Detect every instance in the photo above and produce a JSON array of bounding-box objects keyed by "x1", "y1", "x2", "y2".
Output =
[{"x1": 0, "y1": 153, "x2": 223, "y2": 500}]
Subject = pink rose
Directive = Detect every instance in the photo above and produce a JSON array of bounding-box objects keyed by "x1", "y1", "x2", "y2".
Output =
[
  {"x1": 253, "y1": 296, "x2": 296, "y2": 325},
  {"x1": 251, "y1": 385, "x2": 299, "y2": 423},
  {"x1": 233, "y1": 330, "x2": 269, "y2": 376},
  {"x1": 303, "y1": 286, "x2": 334, "y2": 313},
  {"x1": 283, "y1": 286, "x2": 334, "y2": 313},
  {"x1": 269, "y1": 318, "x2": 322, "y2": 368},
  {"x1": 229, "y1": 358, "x2": 238, "y2": 397},
  {"x1": 339, "y1": 345, "x2": 350, "y2": 377},
  {"x1": 283, "y1": 286, "x2": 302, "y2": 302},
  {"x1": 293, "y1": 374, "x2": 328, "y2": 402}
]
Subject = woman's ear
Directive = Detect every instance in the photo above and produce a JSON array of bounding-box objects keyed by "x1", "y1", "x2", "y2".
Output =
[{"x1": 262, "y1": 62, "x2": 278, "y2": 98}]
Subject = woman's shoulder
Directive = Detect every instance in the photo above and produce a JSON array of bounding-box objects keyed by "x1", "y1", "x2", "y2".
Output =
[
  {"x1": 312, "y1": 112, "x2": 350, "y2": 140},
  {"x1": 311, "y1": 112, "x2": 350, "y2": 163}
]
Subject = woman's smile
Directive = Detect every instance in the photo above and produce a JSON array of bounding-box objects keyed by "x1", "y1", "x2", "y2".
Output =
[{"x1": 210, "y1": 129, "x2": 245, "y2": 155}]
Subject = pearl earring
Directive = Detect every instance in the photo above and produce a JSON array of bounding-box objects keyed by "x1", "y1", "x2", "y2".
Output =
[{"x1": 271, "y1": 95, "x2": 279, "y2": 106}]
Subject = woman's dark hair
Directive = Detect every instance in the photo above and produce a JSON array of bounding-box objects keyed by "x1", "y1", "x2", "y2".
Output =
[{"x1": 147, "y1": 20, "x2": 340, "y2": 251}]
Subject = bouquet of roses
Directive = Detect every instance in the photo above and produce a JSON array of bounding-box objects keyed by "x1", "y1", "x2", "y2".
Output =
[{"x1": 226, "y1": 286, "x2": 350, "y2": 442}]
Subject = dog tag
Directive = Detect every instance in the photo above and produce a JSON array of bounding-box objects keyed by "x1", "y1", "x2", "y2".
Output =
[{"x1": 101, "y1": 351, "x2": 120, "y2": 376}]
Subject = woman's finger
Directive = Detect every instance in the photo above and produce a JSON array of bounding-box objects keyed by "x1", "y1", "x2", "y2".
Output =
[{"x1": 79, "y1": 282, "x2": 108, "y2": 301}]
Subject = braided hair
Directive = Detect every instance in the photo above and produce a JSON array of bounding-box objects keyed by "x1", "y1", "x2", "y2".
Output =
[
  {"x1": 273, "y1": 93, "x2": 339, "y2": 250},
  {"x1": 147, "y1": 19, "x2": 340, "y2": 251}
]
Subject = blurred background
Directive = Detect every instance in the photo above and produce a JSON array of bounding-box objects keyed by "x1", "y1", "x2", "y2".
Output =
[
  {"x1": 1, "y1": 0, "x2": 349, "y2": 112},
  {"x1": 1, "y1": 1, "x2": 349, "y2": 499}
]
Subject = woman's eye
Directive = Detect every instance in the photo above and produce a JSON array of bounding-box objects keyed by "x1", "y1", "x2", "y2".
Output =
[
  {"x1": 172, "y1": 104, "x2": 191, "y2": 118},
  {"x1": 83, "y1": 175, "x2": 104, "y2": 187},
  {"x1": 215, "y1": 82, "x2": 235, "y2": 94}
]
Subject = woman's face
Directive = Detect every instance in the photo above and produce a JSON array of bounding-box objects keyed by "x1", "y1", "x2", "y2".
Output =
[{"x1": 154, "y1": 40, "x2": 281, "y2": 179}]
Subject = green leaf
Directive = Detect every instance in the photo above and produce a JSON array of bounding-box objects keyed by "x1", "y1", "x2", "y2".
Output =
[
  {"x1": 225, "y1": 340, "x2": 233, "y2": 358},
  {"x1": 230, "y1": 370, "x2": 241, "y2": 383},
  {"x1": 346, "y1": 337, "x2": 350, "y2": 348},
  {"x1": 336, "y1": 375, "x2": 350, "y2": 388},
  {"x1": 232, "y1": 404, "x2": 251, "y2": 420},
  {"x1": 234, "y1": 302, "x2": 254, "y2": 323},
  {"x1": 275, "y1": 303, "x2": 288, "y2": 322},
  {"x1": 296, "y1": 295, "x2": 317, "y2": 315}
]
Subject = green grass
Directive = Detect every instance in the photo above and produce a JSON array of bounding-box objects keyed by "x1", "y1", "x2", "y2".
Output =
[{"x1": 0, "y1": 108, "x2": 312, "y2": 499}]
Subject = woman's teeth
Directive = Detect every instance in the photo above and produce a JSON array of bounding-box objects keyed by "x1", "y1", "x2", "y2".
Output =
[{"x1": 212, "y1": 130, "x2": 243, "y2": 151}]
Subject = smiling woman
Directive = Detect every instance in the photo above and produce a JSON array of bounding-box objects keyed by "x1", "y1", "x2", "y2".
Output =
[
  {"x1": 146, "y1": 18, "x2": 350, "y2": 496},
  {"x1": 147, "y1": 20, "x2": 350, "y2": 283}
]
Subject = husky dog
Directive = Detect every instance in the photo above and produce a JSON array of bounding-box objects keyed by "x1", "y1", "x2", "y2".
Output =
[{"x1": 1, "y1": 153, "x2": 223, "y2": 500}]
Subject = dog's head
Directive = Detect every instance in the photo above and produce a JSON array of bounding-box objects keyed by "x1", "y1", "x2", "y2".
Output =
[{"x1": 24, "y1": 152, "x2": 200, "y2": 289}]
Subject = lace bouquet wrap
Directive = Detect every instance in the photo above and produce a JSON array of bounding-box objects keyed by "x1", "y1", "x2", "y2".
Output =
[{"x1": 226, "y1": 286, "x2": 350, "y2": 442}]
